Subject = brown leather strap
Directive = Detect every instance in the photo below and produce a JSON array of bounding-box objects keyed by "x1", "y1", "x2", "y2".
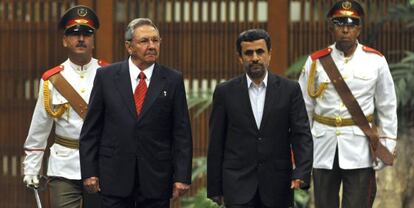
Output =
[
  {"x1": 48, "y1": 73, "x2": 88, "y2": 119},
  {"x1": 319, "y1": 55, "x2": 394, "y2": 165}
]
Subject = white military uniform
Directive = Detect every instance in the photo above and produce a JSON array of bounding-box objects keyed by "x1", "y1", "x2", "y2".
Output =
[
  {"x1": 298, "y1": 43, "x2": 397, "y2": 170},
  {"x1": 23, "y1": 58, "x2": 103, "y2": 179}
]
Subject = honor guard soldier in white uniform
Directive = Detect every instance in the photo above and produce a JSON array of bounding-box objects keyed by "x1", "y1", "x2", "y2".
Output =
[
  {"x1": 298, "y1": 1, "x2": 397, "y2": 207},
  {"x1": 22, "y1": 5, "x2": 108, "y2": 208}
]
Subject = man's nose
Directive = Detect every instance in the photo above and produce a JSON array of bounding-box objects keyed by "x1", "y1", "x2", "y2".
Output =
[
  {"x1": 252, "y1": 52, "x2": 259, "y2": 61},
  {"x1": 342, "y1": 26, "x2": 350, "y2": 33},
  {"x1": 147, "y1": 40, "x2": 158, "y2": 48},
  {"x1": 78, "y1": 34, "x2": 85, "y2": 41}
]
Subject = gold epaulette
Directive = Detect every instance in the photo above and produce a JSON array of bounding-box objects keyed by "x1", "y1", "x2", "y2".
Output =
[
  {"x1": 307, "y1": 61, "x2": 328, "y2": 98},
  {"x1": 42, "y1": 65, "x2": 69, "y2": 118},
  {"x1": 307, "y1": 48, "x2": 332, "y2": 98}
]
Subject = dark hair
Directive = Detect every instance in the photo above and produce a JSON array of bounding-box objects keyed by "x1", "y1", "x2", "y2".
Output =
[
  {"x1": 236, "y1": 29, "x2": 271, "y2": 56},
  {"x1": 125, "y1": 18, "x2": 159, "y2": 41}
]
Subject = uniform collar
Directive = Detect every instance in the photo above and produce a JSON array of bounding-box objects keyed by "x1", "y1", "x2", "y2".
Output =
[
  {"x1": 68, "y1": 58, "x2": 93, "y2": 72},
  {"x1": 331, "y1": 41, "x2": 362, "y2": 61}
]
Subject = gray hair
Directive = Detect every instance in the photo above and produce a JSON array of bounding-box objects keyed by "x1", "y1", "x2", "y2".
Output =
[{"x1": 124, "y1": 18, "x2": 159, "y2": 41}]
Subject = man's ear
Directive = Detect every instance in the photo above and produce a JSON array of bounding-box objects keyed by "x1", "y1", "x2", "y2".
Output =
[
  {"x1": 268, "y1": 49, "x2": 272, "y2": 61},
  {"x1": 125, "y1": 41, "x2": 132, "y2": 55},
  {"x1": 91, "y1": 35, "x2": 95, "y2": 49},
  {"x1": 238, "y1": 56, "x2": 244, "y2": 64},
  {"x1": 62, "y1": 36, "x2": 68, "y2": 48},
  {"x1": 356, "y1": 25, "x2": 362, "y2": 37},
  {"x1": 327, "y1": 22, "x2": 334, "y2": 33}
]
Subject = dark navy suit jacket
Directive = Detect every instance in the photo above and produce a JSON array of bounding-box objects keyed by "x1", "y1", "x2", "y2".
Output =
[
  {"x1": 207, "y1": 73, "x2": 313, "y2": 207},
  {"x1": 80, "y1": 61, "x2": 193, "y2": 199}
]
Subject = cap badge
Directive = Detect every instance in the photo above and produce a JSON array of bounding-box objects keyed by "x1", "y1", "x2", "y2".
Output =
[
  {"x1": 77, "y1": 8, "x2": 88, "y2": 17},
  {"x1": 342, "y1": 1, "x2": 352, "y2": 10},
  {"x1": 74, "y1": 19, "x2": 89, "y2": 24}
]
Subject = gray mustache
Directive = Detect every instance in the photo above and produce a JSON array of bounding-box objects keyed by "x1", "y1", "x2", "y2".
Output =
[{"x1": 146, "y1": 50, "x2": 157, "y2": 55}]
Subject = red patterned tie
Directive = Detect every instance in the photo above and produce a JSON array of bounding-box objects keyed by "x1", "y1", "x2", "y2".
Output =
[{"x1": 134, "y1": 72, "x2": 147, "y2": 115}]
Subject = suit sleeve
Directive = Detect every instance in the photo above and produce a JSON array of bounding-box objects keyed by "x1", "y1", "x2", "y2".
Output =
[
  {"x1": 289, "y1": 83, "x2": 313, "y2": 188},
  {"x1": 207, "y1": 85, "x2": 227, "y2": 198},
  {"x1": 172, "y1": 74, "x2": 193, "y2": 184},
  {"x1": 79, "y1": 70, "x2": 105, "y2": 179}
]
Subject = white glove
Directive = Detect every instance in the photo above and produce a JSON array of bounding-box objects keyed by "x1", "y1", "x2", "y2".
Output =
[
  {"x1": 23, "y1": 175, "x2": 39, "y2": 188},
  {"x1": 373, "y1": 159, "x2": 385, "y2": 171}
]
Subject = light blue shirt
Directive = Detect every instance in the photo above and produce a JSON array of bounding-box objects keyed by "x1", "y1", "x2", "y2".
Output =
[{"x1": 246, "y1": 71, "x2": 268, "y2": 128}]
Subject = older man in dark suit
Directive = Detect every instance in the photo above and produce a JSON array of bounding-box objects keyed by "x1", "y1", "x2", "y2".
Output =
[
  {"x1": 79, "y1": 18, "x2": 193, "y2": 208},
  {"x1": 207, "y1": 29, "x2": 313, "y2": 208}
]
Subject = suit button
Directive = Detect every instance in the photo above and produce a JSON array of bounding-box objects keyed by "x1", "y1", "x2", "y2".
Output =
[{"x1": 258, "y1": 137, "x2": 262, "y2": 141}]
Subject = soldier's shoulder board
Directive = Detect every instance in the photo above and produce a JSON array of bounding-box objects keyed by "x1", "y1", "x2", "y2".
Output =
[
  {"x1": 362, "y1": 45, "x2": 383, "y2": 57},
  {"x1": 310, "y1": 48, "x2": 332, "y2": 61},
  {"x1": 42, "y1": 65, "x2": 64, "y2": 80},
  {"x1": 98, "y1": 59, "x2": 110, "y2": 67}
]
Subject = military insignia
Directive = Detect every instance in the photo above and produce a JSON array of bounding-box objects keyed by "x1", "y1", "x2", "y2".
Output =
[
  {"x1": 77, "y1": 7, "x2": 88, "y2": 17},
  {"x1": 342, "y1": 1, "x2": 352, "y2": 10}
]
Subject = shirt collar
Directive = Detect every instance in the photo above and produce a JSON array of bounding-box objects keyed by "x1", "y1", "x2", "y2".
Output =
[
  {"x1": 246, "y1": 70, "x2": 268, "y2": 88},
  {"x1": 128, "y1": 57, "x2": 154, "y2": 81}
]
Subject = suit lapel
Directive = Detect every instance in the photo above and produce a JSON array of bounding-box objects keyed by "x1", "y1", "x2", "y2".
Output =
[
  {"x1": 259, "y1": 73, "x2": 280, "y2": 131},
  {"x1": 138, "y1": 63, "x2": 166, "y2": 122},
  {"x1": 239, "y1": 75, "x2": 259, "y2": 131},
  {"x1": 114, "y1": 60, "x2": 137, "y2": 119}
]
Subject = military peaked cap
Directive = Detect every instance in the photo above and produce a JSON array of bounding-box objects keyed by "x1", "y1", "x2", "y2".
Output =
[
  {"x1": 58, "y1": 5, "x2": 100, "y2": 35},
  {"x1": 327, "y1": 0, "x2": 364, "y2": 26}
]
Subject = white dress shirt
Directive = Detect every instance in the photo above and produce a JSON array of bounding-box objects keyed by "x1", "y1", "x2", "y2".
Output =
[
  {"x1": 128, "y1": 57, "x2": 154, "y2": 92},
  {"x1": 247, "y1": 71, "x2": 268, "y2": 129}
]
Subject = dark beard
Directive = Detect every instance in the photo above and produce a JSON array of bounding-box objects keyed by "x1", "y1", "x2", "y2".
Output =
[{"x1": 246, "y1": 63, "x2": 266, "y2": 80}]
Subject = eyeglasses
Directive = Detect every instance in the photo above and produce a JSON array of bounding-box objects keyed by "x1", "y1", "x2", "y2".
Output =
[{"x1": 130, "y1": 37, "x2": 161, "y2": 46}]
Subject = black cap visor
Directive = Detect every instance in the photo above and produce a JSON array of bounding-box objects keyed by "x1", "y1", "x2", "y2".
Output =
[
  {"x1": 64, "y1": 25, "x2": 94, "y2": 36},
  {"x1": 332, "y1": 17, "x2": 360, "y2": 26}
]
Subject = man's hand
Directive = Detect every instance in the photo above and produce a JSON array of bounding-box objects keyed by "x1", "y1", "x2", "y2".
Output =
[
  {"x1": 83, "y1": 177, "x2": 100, "y2": 193},
  {"x1": 210, "y1": 196, "x2": 224, "y2": 206},
  {"x1": 23, "y1": 175, "x2": 39, "y2": 188},
  {"x1": 290, "y1": 179, "x2": 303, "y2": 189},
  {"x1": 172, "y1": 182, "x2": 190, "y2": 199}
]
